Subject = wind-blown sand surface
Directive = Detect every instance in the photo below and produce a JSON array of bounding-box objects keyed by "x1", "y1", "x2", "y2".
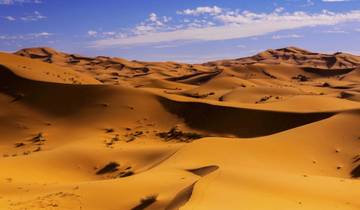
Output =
[{"x1": 0, "y1": 47, "x2": 359, "y2": 210}]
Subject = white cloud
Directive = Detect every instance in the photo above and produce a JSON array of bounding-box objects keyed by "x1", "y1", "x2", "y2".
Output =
[
  {"x1": 163, "y1": 16, "x2": 172, "y2": 23},
  {"x1": 92, "y1": 8, "x2": 360, "y2": 48},
  {"x1": 147, "y1": 12, "x2": 169, "y2": 26},
  {"x1": 102, "y1": 31, "x2": 116, "y2": 36},
  {"x1": 304, "y1": 0, "x2": 315, "y2": 6},
  {"x1": 2, "y1": 11, "x2": 45, "y2": 22},
  {"x1": 87, "y1": 30, "x2": 98, "y2": 37},
  {"x1": 133, "y1": 25, "x2": 155, "y2": 34},
  {"x1": 321, "y1": 30, "x2": 348, "y2": 33},
  {"x1": 149, "y1": 13, "x2": 157, "y2": 22},
  {"x1": 0, "y1": 0, "x2": 41, "y2": 5},
  {"x1": 20, "y1": 11, "x2": 46, "y2": 21},
  {"x1": 177, "y1": 6, "x2": 223, "y2": 16},
  {"x1": 0, "y1": 32, "x2": 52, "y2": 40},
  {"x1": 130, "y1": 12, "x2": 173, "y2": 35},
  {"x1": 4, "y1": 16, "x2": 16, "y2": 21},
  {"x1": 86, "y1": 31, "x2": 123, "y2": 38},
  {"x1": 272, "y1": 34, "x2": 303, "y2": 39},
  {"x1": 33, "y1": 32, "x2": 52, "y2": 37},
  {"x1": 274, "y1": 7, "x2": 285, "y2": 13},
  {"x1": 0, "y1": 35, "x2": 16, "y2": 40}
]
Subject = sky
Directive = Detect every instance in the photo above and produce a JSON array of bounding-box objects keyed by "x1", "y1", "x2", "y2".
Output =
[{"x1": 1, "y1": 0, "x2": 360, "y2": 63}]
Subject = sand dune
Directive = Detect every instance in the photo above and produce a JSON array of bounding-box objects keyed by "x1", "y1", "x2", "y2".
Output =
[
  {"x1": 0, "y1": 47, "x2": 359, "y2": 210},
  {"x1": 206, "y1": 47, "x2": 360, "y2": 69}
]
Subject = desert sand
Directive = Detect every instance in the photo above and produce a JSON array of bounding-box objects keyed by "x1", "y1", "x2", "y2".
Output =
[{"x1": 0, "y1": 46, "x2": 359, "y2": 210}]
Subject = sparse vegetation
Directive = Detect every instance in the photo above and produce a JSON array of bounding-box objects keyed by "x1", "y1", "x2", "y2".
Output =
[
  {"x1": 104, "y1": 134, "x2": 120, "y2": 147},
  {"x1": 118, "y1": 170, "x2": 134, "y2": 178},
  {"x1": 31, "y1": 133, "x2": 45, "y2": 143},
  {"x1": 292, "y1": 74, "x2": 310, "y2": 82},
  {"x1": 131, "y1": 195, "x2": 157, "y2": 210},
  {"x1": 14, "y1": 142, "x2": 25, "y2": 148},
  {"x1": 256, "y1": 95, "x2": 272, "y2": 104},
  {"x1": 157, "y1": 127, "x2": 204, "y2": 142},
  {"x1": 262, "y1": 70, "x2": 277, "y2": 79},
  {"x1": 104, "y1": 128, "x2": 114, "y2": 133},
  {"x1": 125, "y1": 131, "x2": 143, "y2": 142},
  {"x1": 96, "y1": 162, "x2": 120, "y2": 175}
]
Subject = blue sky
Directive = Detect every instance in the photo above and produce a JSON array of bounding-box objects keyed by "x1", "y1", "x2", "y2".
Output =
[{"x1": 1, "y1": 0, "x2": 360, "y2": 63}]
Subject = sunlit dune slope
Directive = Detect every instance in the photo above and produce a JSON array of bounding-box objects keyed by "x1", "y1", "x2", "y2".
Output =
[{"x1": 0, "y1": 52, "x2": 100, "y2": 84}]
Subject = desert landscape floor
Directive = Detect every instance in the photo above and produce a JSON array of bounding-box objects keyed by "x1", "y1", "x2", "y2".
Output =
[{"x1": 0, "y1": 47, "x2": 359, "y2": 210}]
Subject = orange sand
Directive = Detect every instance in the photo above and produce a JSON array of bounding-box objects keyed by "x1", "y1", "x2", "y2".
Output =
[{"x1": 0, "y1": 47, "x2": 359, "y2": 210}]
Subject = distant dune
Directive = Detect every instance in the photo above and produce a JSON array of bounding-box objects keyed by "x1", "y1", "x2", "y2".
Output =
[
  {"x1": 206, "y1": 46, "x2": 360, "y2": 69},
  {"x1": 0, "y1": 47, "x2": 359, "y2": 210}
]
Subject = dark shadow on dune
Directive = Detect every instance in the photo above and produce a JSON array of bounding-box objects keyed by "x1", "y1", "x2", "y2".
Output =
[
  {"x1": 158, "y1": 97, "x2": 335, "y2": 138},
  {"x1": 167, "y1": 70, "x2": 221, "y2": 85},
  {"x1": 351, "y1": 165, "x2": 360, "y2": 178},
  {"x1": 145, "y1": 150, "x2": 179, "y2": 171},
  {"x1": 131, "y1": 195, "x2": 157, "y2": 210},
  {"x1": 0, "y1": 64, "x2": 336, "y2": 138},
  {"x1": 165, "y1": 183, "x2": 196, "y2": 210},
  {"x1": 187, "y1": 165, "x2": 219, "y2": 177},
  {"x1": 165, "y1": 166, "x2": 218, "y2": 210},
  {"x1": 303, "y1": 67, "x2": 355, "y2": 77},
  {"x1": 0, "y1": 64, "x2": 117, "y2": 116}
]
